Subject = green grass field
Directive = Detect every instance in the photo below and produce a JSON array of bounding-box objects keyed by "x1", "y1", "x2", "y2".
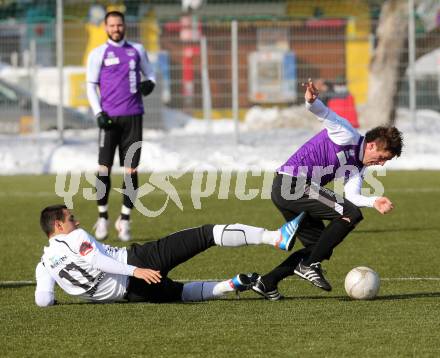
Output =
[{"x1": 1, "y1": 171, "x2": 439, "y2": 357}]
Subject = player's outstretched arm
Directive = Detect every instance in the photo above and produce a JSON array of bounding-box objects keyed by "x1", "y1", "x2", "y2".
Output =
[
  {"x1": 35, "y1": 262, "x2": 56, "y2": 307},
  {"x1": 373, "y1": 197, "x2": 394, "y2": 214},
  {"x1": 304, "y1": 78, "x2": 319, "y2": 103},
  {"x1": 304, "y1": 77, "x2": 359, "y2": 144},
  {"x1": 133, "y1": 268, "x2": 162, "y2": 284}
]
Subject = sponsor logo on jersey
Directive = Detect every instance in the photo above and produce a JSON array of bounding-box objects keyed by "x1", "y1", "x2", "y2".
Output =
[
  {"x1": 49, "y1": 255, "x2": 67, "y2": 269},
  {"x1": 126, "y1": 49, "x2": 136, "y2": 57},
  {"x1": 86, "y1": 272, "x2": 106, "y2": 297},
  {"x1": 107, "y1": 51, "x2": 115, "y2": 58},
  {"x1": 79, "y1": 241, "x2": 93, "y2": 256},
  {"x1": 104, "y1": 57, "x2": 120, "y2": 66},
  {"x1": 105, "y1": 246, "x2": 120, "y2": 256},
  {"x1": 128, "y1": 59, "x2": 137, "y2": 93}
]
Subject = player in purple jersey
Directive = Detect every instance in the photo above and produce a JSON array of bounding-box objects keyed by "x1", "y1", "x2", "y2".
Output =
[
  {"x1": 86, "y1": 11, "x2": 156, "y2": 242},
  {"x1": 251, "y1": 79, "x2": 404, "y2": 300}
]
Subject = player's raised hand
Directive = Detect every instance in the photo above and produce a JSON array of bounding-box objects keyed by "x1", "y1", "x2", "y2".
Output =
[
  {"x1": 133, "y1": 268, "x2": 162, "y2": 284},
  {"x1": 373, "y1": 196, "x2": 394, "y2": 214},
  {"x1": 303, "y1": 78, "x2": 319, "y2": 103}
]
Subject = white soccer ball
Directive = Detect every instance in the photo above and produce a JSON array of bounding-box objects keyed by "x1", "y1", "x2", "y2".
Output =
[{"x1": 344, "y1": 266, "x2": 380, "y2": 300}]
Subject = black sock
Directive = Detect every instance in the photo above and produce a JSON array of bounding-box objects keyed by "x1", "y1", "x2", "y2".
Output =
[
  {"x1": 122, "y1": 173, "x2": 138, "y2": 219},
  {"x1": 261, "y1": 248, "x2": 311, "y2": 290},
  {"x1": 303, "y1": 218, "x2": 354, "y2": 265},
  {"x1": 97, "y1": 172, "x2": 111, "y2": 207},
  {"x1": 99, "y1": 212, "x2": 109, "y2": 219}
]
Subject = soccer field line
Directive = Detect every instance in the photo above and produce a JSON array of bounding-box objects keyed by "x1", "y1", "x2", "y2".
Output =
[{"x1": 2, "y1": 277, "x2": 440, "y2": 288}]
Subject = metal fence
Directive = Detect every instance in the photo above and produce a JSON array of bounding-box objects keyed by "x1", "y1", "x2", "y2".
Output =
[{"x1": 0, "y1": 1, "x2": 439, "y2": 136}]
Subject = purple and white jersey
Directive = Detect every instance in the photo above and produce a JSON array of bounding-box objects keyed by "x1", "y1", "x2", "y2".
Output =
[
  {"x1": 86, "y1": 39, "x2": 155, "y2": 117},
  {"x1": 278, "y1": 99, "x2": 377, "y2": 208}
]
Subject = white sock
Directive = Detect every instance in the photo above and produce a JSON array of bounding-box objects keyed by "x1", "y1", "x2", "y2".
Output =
[
  {"x1": 262, "y1": 230, "x2": 280, "y2": 246},
  {"x1": 213, "y1": 224, "x2": 269, "y2": 247},
  {"x1": 121, "y1": 205, "x2": 131, "y2": 216},
  {"x1": 98, "y1": 205, "x2": 108, "y2": 214},
  {"x1": 181, "y1": 281, "x2": 229, "y2": 302},
  {"x1": 212, "y1": 280, "x2": 236, "y2": 295}
]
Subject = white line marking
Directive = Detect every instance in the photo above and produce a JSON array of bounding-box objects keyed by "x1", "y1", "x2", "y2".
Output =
[
  {"x1": 380, "y1": 277, "x2": 440, "y2": 281},
  {"x1": 2, "y1": 277, "x2": 440, "y2": 287}
]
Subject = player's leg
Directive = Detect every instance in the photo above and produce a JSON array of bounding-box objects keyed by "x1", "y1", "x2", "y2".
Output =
[
  {"x1": 251, "y1": 212, "x2": 324, "y2": 299},
  {"x1": 126, "y1": 226, "x2": 263, "y2": 303},
  {"x1": 181, "y1": 272, "x2": 260, "y2": 302},
  {"x1": 209, "y1": 173, "x2": 306, "y2": 252},
  {"x1": 127, "y1": 225, "x2": 216, "y2": 277},
  {"x1": 268, "y1": 173, "x2": 363, "y2": 292},
  {"x1": 301, "y1": 200, "x2": 362, "y2": 264},
  {"x1": 252, "y1": 218, "x2": 324, "y2": 300},
  {"x1": 94, "y1": 124, "x2": 120, "y2": 240},
  {"x1": 213, "y1": 214, "x2": 305, "y2": 252},
  {"x1": 126, "y1": 274, "x2": 259, "y2": 303},
  {"x1": 291, "y1": 184, "x2": 363, "y2": 291},
  {"x1": 252, "y1": 248, "x2": 310, "y2": 301},
  {"x1": 127, "y1": 221, "x2": 302, "y2": 278},
  {"x1": 116, "y1": 115, "x2": 143, "y2": 241}
]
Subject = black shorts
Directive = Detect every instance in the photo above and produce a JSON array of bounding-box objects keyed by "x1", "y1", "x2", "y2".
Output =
[
  {"x1": 125, "y1": 225, "x2": 215, "y2": 303},
  {"x1": 271, "y1": 173, "x2": 362, "y2": 248},
  {"x1": 98, "y1": 114, "x2": 143, "y2": 168}
]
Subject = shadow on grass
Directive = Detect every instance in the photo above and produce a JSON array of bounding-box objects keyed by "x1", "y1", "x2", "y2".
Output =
[
  {"x1": 280, "y1": 292, "x2": 440, "y2": 301},
  {"x1": 368, "y1": 292, "x2": 440, "y2": 300},
  {"x1": 231, "y1": 292, "x2": 440, "y2": 302},
  {"x1": 355, "y1": 227, "x2": 436, "y2": 234},
  {"x1": 3, "y1": 283, "x2": 439, "y2": 304}
]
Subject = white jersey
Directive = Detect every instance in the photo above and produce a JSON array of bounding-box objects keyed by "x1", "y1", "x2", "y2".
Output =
[{"x1": 36, "y1": 228, "x2": 136, "y2": 305}]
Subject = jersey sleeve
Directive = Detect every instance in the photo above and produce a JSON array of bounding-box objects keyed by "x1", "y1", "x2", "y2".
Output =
[
  {"x1": 35, "y1": 261, "x2": 56, "y2": 307},
  {"x1": 86, "y1": 46, "x2": 104, "y2": 84},
  {"x1": 89, "y1": 251, "x2": 137, "y2": 276},
  {"x1": 86, "y1": 46, "x2": 106, "y2": 114},
  {"x1": 343, "y1": 169, "x2": 378, "y2": 208},
  {"x1": 72, "y1": 229, "x2": 137, "y2": 276},
  {"x1": 132, "y1": 43, "x2": 156, "y2": 82},
  {"x1": 306, "y1": 99, "x2": 360, "y2": 145},
  {"x1": 86, "y1": 82, "x2": 102, "y2": 115}
]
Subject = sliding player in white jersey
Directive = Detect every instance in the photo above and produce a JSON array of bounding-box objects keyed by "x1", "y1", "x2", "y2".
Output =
[{"x1": 35, "y1": 205, "x2": 305, "y2": 306}]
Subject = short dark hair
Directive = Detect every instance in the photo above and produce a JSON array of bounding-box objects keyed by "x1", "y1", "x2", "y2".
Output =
[
  {"x1": 365, "y1": 126, "x2": 403, "y2": 157},
  {"x1": 105, "y1": 11, "x2": 125, "y2": 24},
  {"x1": 40, "y1": 205, "x2": 67, "y2": 237}
]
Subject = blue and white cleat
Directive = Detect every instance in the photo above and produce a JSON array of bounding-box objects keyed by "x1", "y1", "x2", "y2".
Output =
[
  {"x1": 229, "y1": 272, "x2": 260, "y2": 292},
  {"x1": 276, "y1": 211, "x2": 306, "y2": 251}
]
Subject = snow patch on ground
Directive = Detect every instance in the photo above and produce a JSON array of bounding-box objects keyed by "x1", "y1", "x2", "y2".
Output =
[{"x1": 0, "y1": 106, "x2": 439, "y2": 175}]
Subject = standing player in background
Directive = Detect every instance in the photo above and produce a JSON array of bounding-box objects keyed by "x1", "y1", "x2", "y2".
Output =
[
  {"x1": 86, "y1": 11, "x2": 156, "y2": 241},
  {"x1": 251, "y1": 79, "x2": 403, "y2": 300}
]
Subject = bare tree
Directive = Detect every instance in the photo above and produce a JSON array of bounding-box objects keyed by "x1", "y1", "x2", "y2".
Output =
[
  {"x1": 361, "y1": 0, "x2": 408, "y2": 127},
  {"x1": 361, "y1": 0, "x2": 440, "y2": 127}
]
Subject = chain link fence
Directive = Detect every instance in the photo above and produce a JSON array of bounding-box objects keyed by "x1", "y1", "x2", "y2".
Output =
[{"x1": 0, "y1": 0, "x2": 439, "y2": 136}]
